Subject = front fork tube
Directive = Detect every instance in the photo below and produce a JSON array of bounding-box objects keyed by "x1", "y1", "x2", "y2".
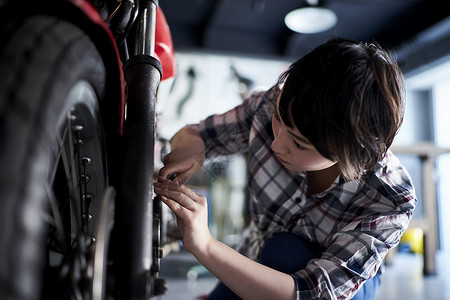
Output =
[
  {"x1": 117, "y1": 0, "x2": 162, "y2": 298},
  {"x1": 134, "y1": 0, "x2": 157, "y2": 56}
]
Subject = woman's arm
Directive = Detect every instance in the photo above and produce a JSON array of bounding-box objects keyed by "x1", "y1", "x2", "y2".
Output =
[
  {"x1": 198, "y1": 236, "x2": 296, "y2": 300},
  {"x1": 153, "y1": 179, "x2": 296, "y2": 300}
]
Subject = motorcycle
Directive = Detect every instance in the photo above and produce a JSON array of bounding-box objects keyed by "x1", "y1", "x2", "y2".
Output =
[{"x1": 0, "y1": 0, "x2": 176, "y2": 299}]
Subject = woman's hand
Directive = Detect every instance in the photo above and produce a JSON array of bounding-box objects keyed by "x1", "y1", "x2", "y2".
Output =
[
  {"x1": 158, "y1": 126, "x2": 205, "y2": 184},
  {"x1": 153, "y1": 179, "x2": 213, "y2": 255}
]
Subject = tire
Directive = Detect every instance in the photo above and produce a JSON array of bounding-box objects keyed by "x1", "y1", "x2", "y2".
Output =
[{"x1": 0, "y1": 15, "x2": 112, "y2": 300}]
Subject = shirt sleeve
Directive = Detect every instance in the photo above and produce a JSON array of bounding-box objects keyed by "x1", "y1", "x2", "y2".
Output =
[
  {"x1": 292, "y1": 153, "x2": 417, "y2": 299},
  {"x1": 190, "y1": 90, "x2": 269, "y2": 158}
]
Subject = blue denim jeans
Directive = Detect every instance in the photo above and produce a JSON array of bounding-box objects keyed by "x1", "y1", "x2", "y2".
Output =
[{"x1": 207, "y1": 232, "x2": 381, "y2": 299}]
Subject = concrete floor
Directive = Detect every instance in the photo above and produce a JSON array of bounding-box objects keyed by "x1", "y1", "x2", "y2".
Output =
[
  {"x1": 374, "y1": 251, "x2": 450, "y2": 300},
  {"x1": 157, "y1": 250, "x2": 450, "y2": 300}
]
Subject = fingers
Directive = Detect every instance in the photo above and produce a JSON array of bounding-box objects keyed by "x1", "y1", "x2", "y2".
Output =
[
  {"x1": 158, "y1": 165, "x2": 179, "y2": 181},
  {"x1": 158, "y1": 147, "x2": 205, "y2": 184},
  {"x1": 153, "y1": 179, "x2": 205, "y2": 212},
  {"x1": 159, "y1": 194, "x2": 186, "y2": 217},
  {"x1": 158, "y1": 164, "x2": 191, "y2": 184}
]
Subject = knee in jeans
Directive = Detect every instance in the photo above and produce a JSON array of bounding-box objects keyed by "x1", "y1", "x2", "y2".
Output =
[{"x1": 259, "y1": 232, "x2": 321, "y2": 273}]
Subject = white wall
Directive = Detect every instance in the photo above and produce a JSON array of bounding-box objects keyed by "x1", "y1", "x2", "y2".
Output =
[
  {"x1": 401, "y1": 56, "x2": 450, "y2": 253},
  {"x1": 156, "y1": 52, "x2": 289, "y2": 140},
  {"x1": 433, "y1": 81, "x2": 450, "y2": 253}
]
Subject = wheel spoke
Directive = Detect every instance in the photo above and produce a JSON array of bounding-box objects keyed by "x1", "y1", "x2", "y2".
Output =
[
  {"x1": 45, "y1": 183, "x2": 69, "y2": 254},
  {"x1": 65, "y1": 111, "x2": 83, "y2": 233},
  {"x1": 43, "y1": 107, "x2": 98, "y2": 298},
  {"x1": 49, "y1": 124, "x2": 69, "y2": 184}
]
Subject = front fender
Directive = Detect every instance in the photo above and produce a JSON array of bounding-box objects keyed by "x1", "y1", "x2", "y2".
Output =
[{"x1": 65, "y1": 0, "x2": 126, "y2": 137}]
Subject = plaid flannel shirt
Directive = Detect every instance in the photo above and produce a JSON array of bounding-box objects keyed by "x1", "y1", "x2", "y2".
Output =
[{"x1": 191, "y1": 89, "x2": 417, "y2": 299}]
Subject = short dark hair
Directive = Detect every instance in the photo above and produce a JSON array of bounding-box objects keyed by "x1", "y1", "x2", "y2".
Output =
[{"x1": 276, "y1": 38, "x2": 405, "y2": 180}]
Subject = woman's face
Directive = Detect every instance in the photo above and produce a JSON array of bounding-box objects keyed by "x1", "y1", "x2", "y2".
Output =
[{"x1": 271, "y1": 92, "x2": 337, "y2": 172}]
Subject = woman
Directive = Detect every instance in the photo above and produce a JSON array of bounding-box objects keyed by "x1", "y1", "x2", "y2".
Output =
[{"x1": 154, "y1": 38, "x2": 416, "y2": 300}]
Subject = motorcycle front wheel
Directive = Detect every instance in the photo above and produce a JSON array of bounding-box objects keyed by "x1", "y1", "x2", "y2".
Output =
[{"x1": 0, "y1": 15, "x2": 114, "y2": 300}]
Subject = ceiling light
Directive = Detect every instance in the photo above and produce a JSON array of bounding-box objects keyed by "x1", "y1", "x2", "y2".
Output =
[{"x1": 284, "y1": 7, "x2": 337, "y2": 34}]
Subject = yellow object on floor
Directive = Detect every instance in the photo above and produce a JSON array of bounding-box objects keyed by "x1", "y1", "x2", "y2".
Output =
[{"x1": 400, "y1": 227, "x2": 424, "y2": 254}]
